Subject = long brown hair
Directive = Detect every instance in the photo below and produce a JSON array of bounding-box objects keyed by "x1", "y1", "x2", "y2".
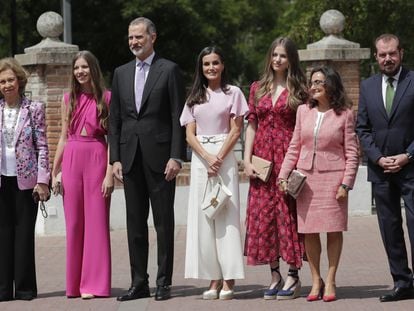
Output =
[
  {"x1": 255, "y1": 37, "x2": 307, "y2": 111},
  {"x1": 186, "y1": 46, "x2": 229, "y2": 107},
  {"x1": 67, "y1": 51, "x2": 108, "y2": 129}
]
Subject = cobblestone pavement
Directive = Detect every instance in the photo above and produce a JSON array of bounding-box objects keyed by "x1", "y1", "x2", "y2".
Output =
[{"x1": 1, "y1": 215, "x2": 413, "y2": 311}]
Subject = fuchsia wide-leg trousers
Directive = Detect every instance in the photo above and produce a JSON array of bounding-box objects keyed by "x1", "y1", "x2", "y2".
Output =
[{"x1": 62, "y1": 136, "x2": 111, "y2": 297}]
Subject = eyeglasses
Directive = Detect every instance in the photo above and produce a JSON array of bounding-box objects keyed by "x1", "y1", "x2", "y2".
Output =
[{"x1": 309, "y1": 80, "x2": 326, "y2": 87}]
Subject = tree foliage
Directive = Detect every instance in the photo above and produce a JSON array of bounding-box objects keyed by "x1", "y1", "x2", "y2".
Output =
[
  {"x1": 119, "y1": 0, "x2": 286, "y2": 86},
  {"x1": 0, "y1": 0, "x2": 60, "y2": 57},
  {"x1": 278, "y1": 0, "x2": 414, "y2": 78},
  {"x1": 2, "y1": 0, "x2": 414, "y2": 86},
  {"x1": 1, "y1": 0, "x2": 285, "y2": 87}
]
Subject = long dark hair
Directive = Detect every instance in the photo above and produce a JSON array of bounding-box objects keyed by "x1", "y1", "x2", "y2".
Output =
[
  {"x1": 186, "y1": 46, "x2": 229, "y2": 107},
  {"x1": 67, "y1": 51, "x2": 109, "y2": 129},
  {"x1": 309, "y1": 66, "x2": 352, "y2": 114},
  {"x1": 255, "y1": 37, "x2": 308, "y2": 111}
]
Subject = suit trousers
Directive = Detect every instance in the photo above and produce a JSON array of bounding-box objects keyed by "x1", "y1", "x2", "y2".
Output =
[
  {"x1": 0, "y1": 176, "x2": 38, "y2": 299},
  {"x1": 373, "y1": 175, "x2": 414, "y2": 288},
  {"x1": 123, "y1": 145, "x2": 175, "y2": 288}
]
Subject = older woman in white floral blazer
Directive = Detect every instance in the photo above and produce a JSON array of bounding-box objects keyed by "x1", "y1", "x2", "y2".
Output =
[{"x1": 0, "y1": 57, "x2": 50, "y2": 302}]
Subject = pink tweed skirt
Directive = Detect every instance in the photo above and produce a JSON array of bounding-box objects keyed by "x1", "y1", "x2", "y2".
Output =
[{"x1": 296, "y1": 168, "x2": 348, "y2": 233}]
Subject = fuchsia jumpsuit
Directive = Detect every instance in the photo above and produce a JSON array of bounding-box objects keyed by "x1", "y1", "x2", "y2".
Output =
[{"x1": 62, "y1": 91, "x2": 111, "y2": 297}]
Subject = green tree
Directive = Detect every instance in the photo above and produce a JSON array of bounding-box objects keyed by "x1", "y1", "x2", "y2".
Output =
[
  {"x1": 0, "y1": 0, "x2": 60, "y2": 57},
  {"x1": 278, "y1": 0, "x2": 414, "y2": 78},
  {"x1": 0, "y1": 0, "x2": 288, "y2": 87},
  {"x1": 120, "y1": 0, "x2": 286, "y2": 87},
  {"x1": 6, "y1": 0, "x2": 414, "y2": 88},
  {"x1": 0, "y1": 2, "x2": 11, "y2": 57},
  {"x1": 70, "y1": 0, "x2": 128, "y2": 82}
]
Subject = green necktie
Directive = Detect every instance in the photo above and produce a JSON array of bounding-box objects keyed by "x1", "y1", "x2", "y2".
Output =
[{"x1": 385, "y1": 77, "x2": 395, "y2": 115}]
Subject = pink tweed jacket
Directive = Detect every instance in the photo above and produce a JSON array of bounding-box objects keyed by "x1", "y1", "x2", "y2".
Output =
[
  {"x1": 279, "y1": 104, "x2": 359, "y2": 188},
  {"x1": 0, "y1": 96, "x2": 50, "y2": 190}
]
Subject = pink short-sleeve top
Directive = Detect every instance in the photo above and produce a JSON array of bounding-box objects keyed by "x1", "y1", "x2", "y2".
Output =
[
  {"x1": 63, "y1": 90, "x2": 111, "y2": 138},
  {"x1": 180, "y1": 85, "x2": 248, "y2": 135}
]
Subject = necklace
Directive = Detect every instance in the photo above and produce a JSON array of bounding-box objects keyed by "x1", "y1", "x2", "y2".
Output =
[{"x1": 2, "y1": 105, "x2": 20, "y2": 148}]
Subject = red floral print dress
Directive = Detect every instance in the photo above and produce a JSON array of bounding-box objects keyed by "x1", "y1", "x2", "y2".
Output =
[{"x1": 244, "y1": 81, "x2": 304, "y2": 267}]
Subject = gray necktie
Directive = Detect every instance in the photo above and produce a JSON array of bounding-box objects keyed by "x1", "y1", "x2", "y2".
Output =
[
  {"x1": 385, "y1": 77, "x2": 395, "y2": 115},
  {"x1": 135, "y1": 61, "x2": 146, "y2": 113}
]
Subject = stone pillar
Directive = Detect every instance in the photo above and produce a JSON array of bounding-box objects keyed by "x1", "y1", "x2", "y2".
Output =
[
  {"x1": 298, "y1": 9, "x2": 370, "y2": 110},
  {"x1": 15, "y1": 11, "x2": 78, "y2": 162},
  {"x1": 14, "y1": 12, "x2": 78, "y2": 235}
]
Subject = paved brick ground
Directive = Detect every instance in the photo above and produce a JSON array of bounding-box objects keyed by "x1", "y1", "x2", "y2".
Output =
[{"x1": 1, "y1": 215, "x2": 413, "y2": 311}]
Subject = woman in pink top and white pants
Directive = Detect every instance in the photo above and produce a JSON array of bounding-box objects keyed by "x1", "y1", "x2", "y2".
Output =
[
  {"x1": 180, "y1": 47, "x2": 248, "y2": 300},
  {"x1": 52, "y1": 51, "x2": 113, "y2": 299}
]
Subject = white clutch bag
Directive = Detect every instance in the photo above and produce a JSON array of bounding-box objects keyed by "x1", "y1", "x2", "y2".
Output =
[{"x1": 201, "y1": 174, "x2": 232, "y2": 220}]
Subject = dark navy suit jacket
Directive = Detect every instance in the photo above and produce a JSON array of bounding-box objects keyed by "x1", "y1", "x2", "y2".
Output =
[{"x1": 356, "y1": 67, "x2": 414, "y2": 182}]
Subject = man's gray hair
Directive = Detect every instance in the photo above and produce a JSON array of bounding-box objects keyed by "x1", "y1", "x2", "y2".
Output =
[{"x1": 129, "y1": 17, "x2": 157, "y2": 35}]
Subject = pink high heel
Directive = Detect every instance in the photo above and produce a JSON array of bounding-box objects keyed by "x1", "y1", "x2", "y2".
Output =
[
  {"x1": 307, "y1": 279, "x2": 325, "y2": 302},
  {"x1": 323, "y1": 283, "x2": 337, "y2": 302}
]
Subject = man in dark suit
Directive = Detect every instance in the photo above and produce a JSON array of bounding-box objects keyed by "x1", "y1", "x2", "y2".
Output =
[
  {"x1": 109, "y1": 17, "x2": 185, "y2": 301},
  {"x1": 357, "y1": 33, "x2": 414, "y2": 302}
]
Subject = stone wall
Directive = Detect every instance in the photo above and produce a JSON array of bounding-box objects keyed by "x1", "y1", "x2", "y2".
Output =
[
  {"x1": 23, "y1": 64, "x2": 71, "y2": 161},
  {"x1": 44, "y1": 65, "x2": 71, "y2": 158},
  {"x1": 336, "y1": 61, "x2": 360, "y2": 109}
]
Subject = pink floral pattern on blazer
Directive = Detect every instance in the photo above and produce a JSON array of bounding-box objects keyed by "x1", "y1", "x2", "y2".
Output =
[{"x1": 0, "y1": 96, "x2": 50, "y2": 190}]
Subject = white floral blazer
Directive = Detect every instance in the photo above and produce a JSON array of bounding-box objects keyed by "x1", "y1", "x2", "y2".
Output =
[{"x1": 0, "y1": 96, "x2": 50, "y2": 190}]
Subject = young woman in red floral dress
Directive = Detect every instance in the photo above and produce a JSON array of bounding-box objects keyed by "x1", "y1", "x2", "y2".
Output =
[{"x1": 244, "y1": 37, "x2": 308, "y2": 300}]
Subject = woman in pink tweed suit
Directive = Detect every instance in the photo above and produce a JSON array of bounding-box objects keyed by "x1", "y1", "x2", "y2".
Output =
[
  {"x1": 279, "y1": 66, "x2": 359, "y2": 302},
  {"x1": 0, "y1": 57, "x2": 50, "y2": 301}
]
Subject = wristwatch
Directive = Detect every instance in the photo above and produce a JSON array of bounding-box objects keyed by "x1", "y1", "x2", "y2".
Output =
[
  {"x1": 405, "y1": 151, "x2": 414, "y2": 162},
  {"x1": 340, "y1": 184, "x2": 351, "y2": 192}
]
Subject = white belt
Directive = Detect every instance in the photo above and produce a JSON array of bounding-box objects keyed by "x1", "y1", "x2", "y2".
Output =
[{"x1": 199, "y1": 135, "x2": 226, "y2": 144}]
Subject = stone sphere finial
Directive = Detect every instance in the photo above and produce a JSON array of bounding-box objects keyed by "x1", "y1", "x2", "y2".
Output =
[
  {"x1": 320, "y1": 9, "x2": 345, "y2": 36},
  {"x1": 36, "y1": 11, "x2": 64, "y2": 39}
]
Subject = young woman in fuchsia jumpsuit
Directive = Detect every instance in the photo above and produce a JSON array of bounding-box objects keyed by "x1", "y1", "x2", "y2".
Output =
[{"x1": 52, "y1": 51, "x2": 113, "y2": 299}]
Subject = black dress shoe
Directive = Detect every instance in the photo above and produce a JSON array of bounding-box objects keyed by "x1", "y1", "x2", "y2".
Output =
[
  {"x1": 155, "y1": 285, "x2": 171, "y2": 301},
  {"x1": 380, "y1": 286, "x2": 414, "y2": 302},
  {"x1": 117, "y1": 285, "x2": 150, "y2": 301},
  {"x1": 15, "y1": 292, "x2": 36, "y2": 301},
  {"x1": 14, "y1": 295, "x2": 35, "y2": 301}
]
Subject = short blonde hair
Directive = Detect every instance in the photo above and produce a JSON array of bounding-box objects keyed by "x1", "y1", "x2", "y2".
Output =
[{"x1": 0, "y1": 57, "x2": 28, "y2": 96}]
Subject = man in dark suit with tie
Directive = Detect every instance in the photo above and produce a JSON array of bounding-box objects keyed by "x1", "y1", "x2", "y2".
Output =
[
  {"x1": 357, "y1": 33, "x2": 414, "y2": 302},
  {"x1": 109, "y1": 17, "x2": 185, "y2": 301}
]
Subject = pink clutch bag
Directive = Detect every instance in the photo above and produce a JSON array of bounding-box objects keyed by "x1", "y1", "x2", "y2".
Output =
[
  {"x1": 252, "y1": 155, "x2": 273, "y2": 182},
  {"x1": 287, "y1": 170, "x2": 307, "y2": 199}
]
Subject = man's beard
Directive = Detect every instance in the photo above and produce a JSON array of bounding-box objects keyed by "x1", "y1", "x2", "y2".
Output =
[
  {"x1": 381, "y1": 62, "x2": 401, "y2": 77},
  {"x1": 130, "y1": 47, "x2": 142, "y2": 57}
]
